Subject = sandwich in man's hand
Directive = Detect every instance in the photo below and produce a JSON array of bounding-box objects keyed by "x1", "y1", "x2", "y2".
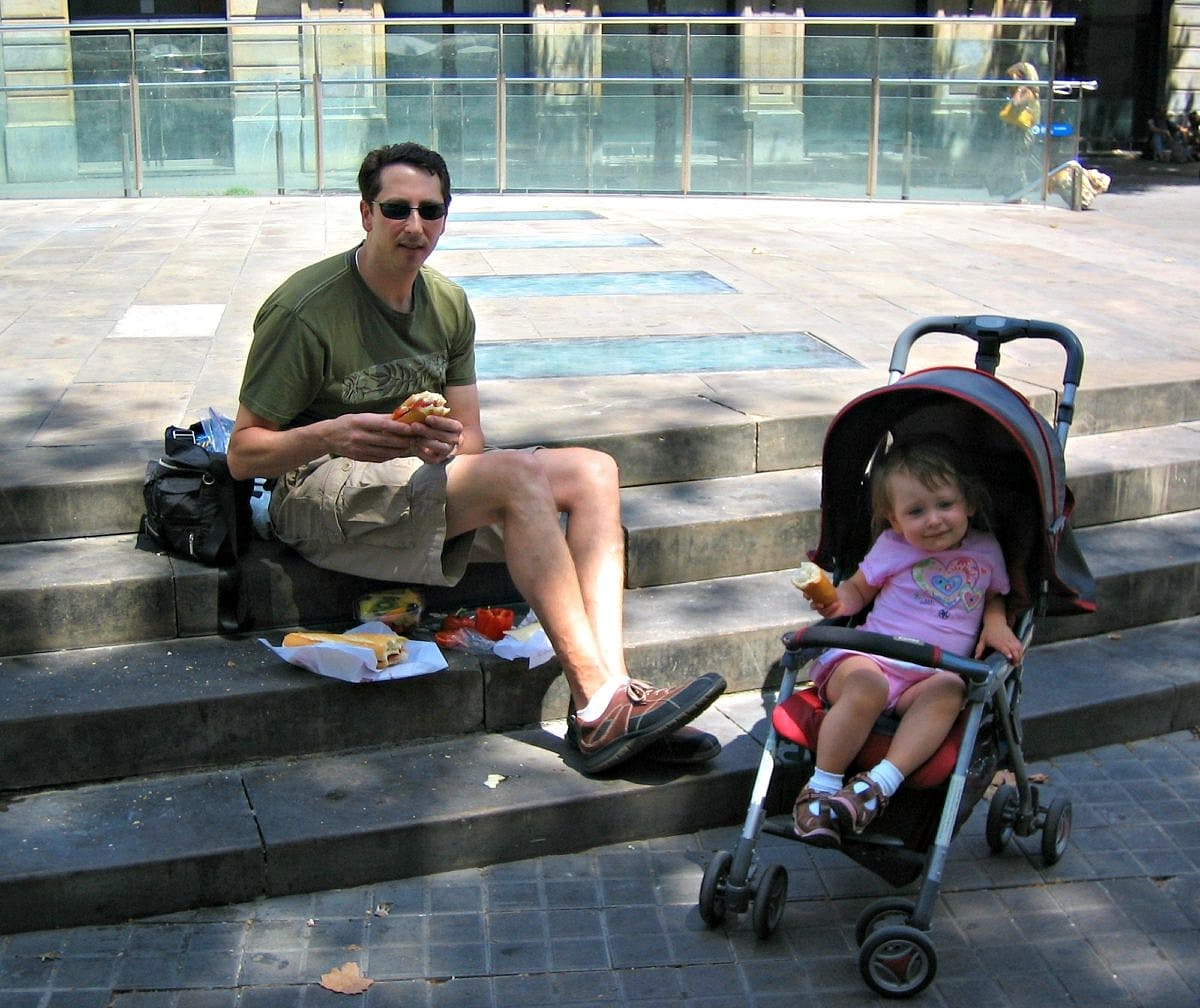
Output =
[{"x1": 392, "y1": 391, "x2": 450, "y2": 424}]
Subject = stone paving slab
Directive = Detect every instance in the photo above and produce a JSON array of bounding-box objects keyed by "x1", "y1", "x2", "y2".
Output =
[{"x1": 0, "y1": 160, "x2": 1197, "y2": 476}]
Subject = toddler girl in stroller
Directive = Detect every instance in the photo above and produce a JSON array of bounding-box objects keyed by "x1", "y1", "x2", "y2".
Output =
[
  {"x1": 793, "y1": 438, "x2": 1023, "y2": 848},
  {"x1": 696, "y1": 315, "x2": 1097, "y2": 998}
]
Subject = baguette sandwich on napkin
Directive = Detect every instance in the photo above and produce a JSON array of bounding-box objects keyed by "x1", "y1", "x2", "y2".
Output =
[
  {"x1": 282, "y1": 630, "x2": 408, "y2": 670},
  {"x1": 392, "y1": 391, "x2": 451, "y2": 424}
]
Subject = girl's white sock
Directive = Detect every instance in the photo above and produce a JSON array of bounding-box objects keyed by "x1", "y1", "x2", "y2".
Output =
[
  {"x1": 808, "y1": 767, "x2": 844, "y2": 795},
  {"x1": 867, "y1": 758, "x2": 905, "y2": 798}
]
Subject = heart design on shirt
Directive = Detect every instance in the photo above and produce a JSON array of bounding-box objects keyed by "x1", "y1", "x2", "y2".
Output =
[{"x1": 913, "y1": 557, "x2": 985, "y2": 611}]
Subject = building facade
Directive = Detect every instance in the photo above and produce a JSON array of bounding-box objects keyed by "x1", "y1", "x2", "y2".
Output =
[{"x1": 0, "y1": 2, "x2": 1193, "y2": 198}]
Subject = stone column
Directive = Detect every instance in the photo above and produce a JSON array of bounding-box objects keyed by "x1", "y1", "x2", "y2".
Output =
[
  {"x1": 226, "y1": 0, "x2": 385, "y2": 181},
  {"x1": 0, "y1": 0, "x2": 76, "y2": 182},
  {"x1": 739, "y1": 2, "x2": 805, "y2": 163},
  {"x1": 530, "y1": 2, "x2": 601, "y2": 168}
]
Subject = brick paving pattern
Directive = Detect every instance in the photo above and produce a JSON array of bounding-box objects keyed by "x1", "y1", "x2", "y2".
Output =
[{"x1": 2, "y1": 731, "x2": 1196, "y2": 1007}]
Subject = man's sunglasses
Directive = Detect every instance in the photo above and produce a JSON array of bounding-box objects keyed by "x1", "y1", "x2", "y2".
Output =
[{"x1": 373, "y1": 200, "x2": 447, "y2": 221}]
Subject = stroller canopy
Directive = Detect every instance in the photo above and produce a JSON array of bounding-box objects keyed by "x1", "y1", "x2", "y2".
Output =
[{"x1": 811, "y1": 366, "x2": 1095, "y2": 617}]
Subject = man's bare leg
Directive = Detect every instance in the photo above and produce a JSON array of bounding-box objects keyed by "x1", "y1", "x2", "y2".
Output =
[
  {"x1": 532, "y1": 447, "x2": 629, "y2": 679},
  {"x1": 444, "y1": 449, "x2": 618, "y2": 706},
  {"x1": 443, "y1": 448, "x2": 725, "y2": 773}
]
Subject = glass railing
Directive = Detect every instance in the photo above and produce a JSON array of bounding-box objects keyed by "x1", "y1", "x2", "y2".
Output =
[{"x1": 0, "y1": 15, "x2": 1091, "y2": 204}]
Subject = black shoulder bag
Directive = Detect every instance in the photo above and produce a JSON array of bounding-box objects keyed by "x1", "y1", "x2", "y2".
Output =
[{"x1": 138, "y1": 423, "x2": 254, "y2": 632}]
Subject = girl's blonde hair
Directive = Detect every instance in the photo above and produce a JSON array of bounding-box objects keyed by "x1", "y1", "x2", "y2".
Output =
[{"x1": 869, "y1": 438, "x2": 990, "y2": 536}]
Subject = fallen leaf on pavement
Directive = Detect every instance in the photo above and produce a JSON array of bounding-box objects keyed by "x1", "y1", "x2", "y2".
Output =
[
  {"x1": 984, "y1": 769, "x2": 1048, "y2": 800},
  {"x1": 319, "y1": 961, "x2": 373, "y2": 995}
]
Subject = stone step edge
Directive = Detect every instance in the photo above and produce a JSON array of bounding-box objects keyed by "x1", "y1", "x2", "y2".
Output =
[
  {"x1": 5, "y1": 422, "x2": 1200, "y2": 609},
  {"x1": 4, "y1": 367, "x2": 1200, "y2": 544},
  {"x1": 1, "y1": 506, "x2": 1198, "y2": 691},
  {"x1": 1, "y1": 614, "x2": 1196, "y2": 936}
]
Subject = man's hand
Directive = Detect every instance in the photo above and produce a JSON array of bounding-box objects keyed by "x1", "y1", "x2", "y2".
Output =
[
  {"x1": 228, "y1": 402, "x2": 477, "y2": 480},
  {"x1": 397, "y1": 412, "x2": 463, "y2": 464},
  {"x1": 331, "y1": 411, "x2": 463, "y2": 465}
]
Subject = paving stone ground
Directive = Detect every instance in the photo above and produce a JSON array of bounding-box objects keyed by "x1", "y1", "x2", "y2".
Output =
[{"x1": 2, "y1": 730, "x2": 1197, "y2": 1007}]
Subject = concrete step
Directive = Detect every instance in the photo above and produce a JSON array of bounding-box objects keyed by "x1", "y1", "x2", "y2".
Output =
[
  {"x1": 4, "y1": 421, "x2": 1198, "y2": 656},
  {"x1": 2, "y1": 368, "x2": 1198, "y2": 548},
  {"x1": 622, "y1": 468, "x2": 823, "y2": 588},
  {"x1": 4, "y1": 507, "x2": 1199, "y2": 797},
  {"x1": 2, "y1": 615, "x2": 1196, "y2": 936},
  {"x1": 1061, "y1": 421, "x2": 1200, "y2": 526},
  {"x1": 622, "y1": 422, "x2": 1200, "y2": 588}
]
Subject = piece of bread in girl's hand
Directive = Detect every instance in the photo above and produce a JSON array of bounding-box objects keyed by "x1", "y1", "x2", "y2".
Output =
[
  {"x1": 392, "y1": 391, "x2": 450, "y2": 424},
  {"x1": 791, "y1": 562, "x2": 839, "y2": 607}
]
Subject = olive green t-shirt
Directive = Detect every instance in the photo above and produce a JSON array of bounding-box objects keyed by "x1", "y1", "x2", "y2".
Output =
[{"x1": 239, "y1": 248, "x2": 476, "y2": 429}]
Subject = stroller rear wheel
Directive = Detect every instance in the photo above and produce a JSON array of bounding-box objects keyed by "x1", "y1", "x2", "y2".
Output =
[
  {"x1": 855, "y1": 897, "x2": 916, "y2": 947},
  {"x1": 751, "y1": 862, "x2": 788, "y2": 938},
  {"x1": 698, "y1": 849, "x2": 732, "y2": 927},
  {"x1": 1041, "y1": 795, "x2": 1072, "y2": 865},
  {"x1": 859, "y1": 924, "x2": 937, "y2": 998},
  {"x1": 985, "y1": 783, "x2": 1018, "y2": 852}
]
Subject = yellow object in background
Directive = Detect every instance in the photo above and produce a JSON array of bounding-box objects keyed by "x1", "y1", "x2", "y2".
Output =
[
  {"x1": 355, "y1": 588, "x2": 424, "y2": 631},
  {"x1": 999, "y1": 102, "x2": 1035, "y2": 130}
]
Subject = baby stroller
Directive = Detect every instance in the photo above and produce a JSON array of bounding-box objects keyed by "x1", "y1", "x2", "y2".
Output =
[{"x1": 697, "y1": 315, "x2": 1096, "y2": 998}]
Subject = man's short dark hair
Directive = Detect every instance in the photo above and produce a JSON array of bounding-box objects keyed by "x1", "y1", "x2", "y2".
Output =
[{"x1": 358, "y1": 142, "x2": 452, "y2": 207}]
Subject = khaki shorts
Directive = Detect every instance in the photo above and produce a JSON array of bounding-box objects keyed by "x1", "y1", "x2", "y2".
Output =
[{"x1": 270, "y1": 454, "x2": 505, "y2": 586}]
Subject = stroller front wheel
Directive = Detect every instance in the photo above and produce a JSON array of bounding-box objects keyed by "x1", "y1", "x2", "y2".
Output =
[
  {"x1": 1040, "y1": 795, "x2": 1072, "y2": 866},
  {"x1": 859, "y1": 924, "x2": 937, "y2": 998},
  {"x1": 698, "y1": 849, "x2": 733, "y2": 927},
  {"x1": 855, "y1": 897, "x2": 916, "y2": 947},
  {"x1": 985, "y1": 783, "x2": 1018, "y2": 852},
  {"x1": 751, "y1": 862, "x2": 788, "y2": 938}
]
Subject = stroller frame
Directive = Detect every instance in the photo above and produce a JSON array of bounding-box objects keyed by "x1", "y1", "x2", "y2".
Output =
[{"x1": 698, "y1": 315, "x2": 1092, "y2": 998}]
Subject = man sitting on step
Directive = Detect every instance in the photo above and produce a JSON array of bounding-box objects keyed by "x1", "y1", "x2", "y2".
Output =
[{"x1": 226, "y1": 141, "x2": 724, "y2": 774}]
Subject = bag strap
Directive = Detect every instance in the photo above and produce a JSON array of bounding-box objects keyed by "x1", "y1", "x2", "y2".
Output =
[
  {"x1": 215, "y1": 460, "x2": 253, "y2": 636},
  {"x1": 217, "y1": 561, "x2": 250, "y2": 635}
]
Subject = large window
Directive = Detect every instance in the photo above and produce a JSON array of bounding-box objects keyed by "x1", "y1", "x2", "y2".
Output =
[{"x1": 70, "y1": 29, "x2": 233, "y2": 173}]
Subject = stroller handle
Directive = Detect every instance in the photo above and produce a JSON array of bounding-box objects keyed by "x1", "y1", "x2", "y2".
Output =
[
  {"x1": 782, "y1": 625, "x2": 992, "y2": 684},
  {"x1": 888, "y1": 315, "x2": 1084, "y2": 444}
]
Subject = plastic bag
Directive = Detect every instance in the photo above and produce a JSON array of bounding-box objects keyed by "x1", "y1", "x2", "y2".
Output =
[{"x1": 493, "y1": 611, "x2": 555, "y2": 668}]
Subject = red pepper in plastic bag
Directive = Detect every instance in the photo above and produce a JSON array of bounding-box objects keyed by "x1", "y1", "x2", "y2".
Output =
[
  {"x1": 440, "y1": 610, "x2": 476, "y2": 633},
  {"x1": 474, "y1": 607, "x2": 514, "y2": 640},
  {"x1": 434, "y1": 629, "x2": 461, "y2": 650},
  {"x1": 435, "y1": 626, "x2": 497, "y2": 654}
]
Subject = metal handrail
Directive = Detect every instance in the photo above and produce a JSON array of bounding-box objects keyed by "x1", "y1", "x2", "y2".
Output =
[
  {"x1": 0, "y1": 14, "x2": 1081, "y2": 201},
  {"x1": 1, "y1": 15, "x2": 1078, "y2": 30}
]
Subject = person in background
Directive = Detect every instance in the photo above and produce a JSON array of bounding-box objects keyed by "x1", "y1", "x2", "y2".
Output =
[{"x1": 987, "y1": 61, "x2": 1042, "y2": 202}]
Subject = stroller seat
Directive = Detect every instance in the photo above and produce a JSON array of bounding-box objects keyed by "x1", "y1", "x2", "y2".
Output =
[{"x1": 772, "y1": 685, "x2": 966, "y2": 791}]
